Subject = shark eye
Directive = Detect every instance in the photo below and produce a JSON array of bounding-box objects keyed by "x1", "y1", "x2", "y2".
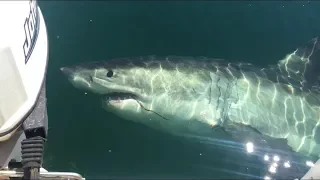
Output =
[{"x1": 106, "y1": 70, "x2": 113, "y2": 78}]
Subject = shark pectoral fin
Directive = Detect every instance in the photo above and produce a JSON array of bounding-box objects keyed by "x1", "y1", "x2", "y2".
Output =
[
  {"x1": 287, "y1": 134, "x2": 320, "y2": 157},
  {"x1": 223, "y1": 122, "x2": 269, "y2": 148},
  {"x1": 223, "y1": 122, "x2": 291, "y2": 152},
  {"x1": 286, "y1": 134, "x2": 301, "y2": 153}
]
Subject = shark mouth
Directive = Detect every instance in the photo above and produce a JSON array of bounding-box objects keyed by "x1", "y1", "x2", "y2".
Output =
[
  {"x1": 104, "y1": 92, "x2": 138, "y2": 101},
  {"x1": 104, "y1": 92, "x2": 170, "y2": 121}
]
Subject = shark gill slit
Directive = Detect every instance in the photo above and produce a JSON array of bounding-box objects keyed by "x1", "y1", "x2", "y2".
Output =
[
  {"x1": 216, "y1": 77, "x2": 222, "y2": 110},
  {"x1": 208, "y1": 74, "x2": 213, "y2": 105}
]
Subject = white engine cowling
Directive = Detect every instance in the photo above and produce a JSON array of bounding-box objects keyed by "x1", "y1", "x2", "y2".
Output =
[{"x1": 0, "y1": 0, "x2": 48, "y2": 141}]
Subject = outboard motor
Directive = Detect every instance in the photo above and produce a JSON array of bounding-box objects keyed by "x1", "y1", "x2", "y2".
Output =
[{"x1": 0, "y1": 1, "x2": 84, "y2": 179}]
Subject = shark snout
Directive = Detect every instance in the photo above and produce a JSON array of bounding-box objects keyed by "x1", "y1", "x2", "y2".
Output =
[{"x1": 60, "y1": 67, "x2": 74, "y2": 78}]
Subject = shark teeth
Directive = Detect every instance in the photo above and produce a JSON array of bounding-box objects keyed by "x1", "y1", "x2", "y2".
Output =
[
  {"x1": 106, "y1": 96, "x2": 134, "y2": 101},
  {"x1": 104, "y1": 92, "x2": 138, "y2": 101}
]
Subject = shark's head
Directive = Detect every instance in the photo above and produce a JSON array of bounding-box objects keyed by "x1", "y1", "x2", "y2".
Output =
[
  {"x1": 60, "y1": 58, "x2": 152, "y2": 108},
  {"x1": 61, "y1": 56, "x2": 227, "y2": 133}
]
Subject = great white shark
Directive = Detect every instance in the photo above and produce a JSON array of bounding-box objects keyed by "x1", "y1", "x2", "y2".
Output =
[{"x1": 61, "y1": 37, "x2": 320, "y2": 158}]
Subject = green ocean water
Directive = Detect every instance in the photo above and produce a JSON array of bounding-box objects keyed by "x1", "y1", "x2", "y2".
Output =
[{"x1": 38, "y1": 1, "x2": 320, "y2": 179}]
